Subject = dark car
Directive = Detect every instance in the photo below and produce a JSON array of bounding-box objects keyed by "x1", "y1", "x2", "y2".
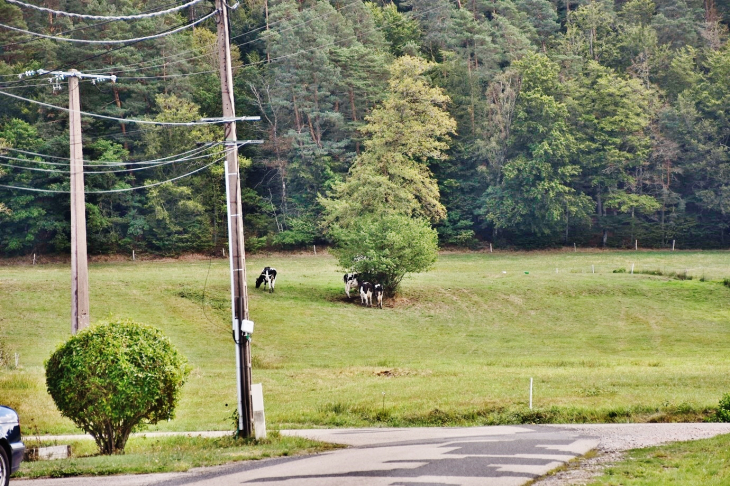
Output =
[{"x1": 0, "y1": 406, "x2": 24, "y2": 486}]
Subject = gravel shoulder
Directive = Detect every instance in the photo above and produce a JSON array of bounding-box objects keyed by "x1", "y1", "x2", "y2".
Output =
[{"x1": 533, "y1": 423, "x2": 730, "y2": 485}]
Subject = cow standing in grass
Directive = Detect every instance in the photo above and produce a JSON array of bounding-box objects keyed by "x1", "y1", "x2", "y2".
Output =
[
  {"x1": 360, "y1": 282, "x2": 373, "y2": 307},
  {"x1": 374, "y1": 283, "x2": 384, "y2": 309},
  {"x1": 256, "y1": 267, "x2": 277, "y2": 293},
  {"x1": 344, "y1": 273, "x2": 359, "y2": 299}
]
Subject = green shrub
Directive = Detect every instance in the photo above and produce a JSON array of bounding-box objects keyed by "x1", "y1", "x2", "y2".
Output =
[
  {"x1": 330, "y1": 214, "x2": 438, "y2": 295},
  {"x1": 45, "y1": 319, "x2": 190, "y2": 454},
  {"x1": 723, "y1": 278, "x2": 730, "y2": 288},
  {"x1": 272, "y1": 217, "x2": 318, "y2": 248},
  {"x1": 716, "y1": 394, "x2": 730, "y2": 422}
]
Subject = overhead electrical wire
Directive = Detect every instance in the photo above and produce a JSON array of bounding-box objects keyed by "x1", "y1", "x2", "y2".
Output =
[
  {"x1": 105, "y1": 2, "x2": 450, "y2": 81},
  {"x1": 0, "y1": 9, "x2": 217, "y2": 45},
  {"x1": 0, "y1": 155, "x2": 226, "y2": 194},
  {"x1": 0, "y1": 88, "x2": 258, "y2": 126},
  {"x1": 83, "y1": 0, "x2": 367, "y2": 76},
  {"x1": 2, "y1": 144, "x2": 215, "y2": 166},
  {"x1": 0, "y1": 0, "x2": 186, "y2": 51},
  {"x1": 0, "y1": 148, "x2": 216, "y2": 171},
  {"x1": 3, "y1": 0, "x2": 205, "y2": 21},
  {"x1": 0, "y1": 150, "x2": 216, "y2": 174},
  {"x1": 4, "y1": 0, "x2": 369, "y2": 81}
]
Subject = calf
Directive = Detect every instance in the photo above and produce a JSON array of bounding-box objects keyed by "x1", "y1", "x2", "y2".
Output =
[
  {"x1": 344, "y1": 273, "x2": 359, "y2": 299},
  {"x1": 373, "y1": 283, "x2": 384, "y2": 309},
  {"x1": 255, "y1": 267, "x2": 277, "y2": 293},
  {"x1": 359, "y1": 282, "x2": 373, "y2": 307}
]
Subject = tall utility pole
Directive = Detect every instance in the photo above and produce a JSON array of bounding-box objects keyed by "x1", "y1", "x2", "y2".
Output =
[
  {"x1": 69, "y1": 70, "x2": 90, "y2": 335},
  {"x1": 215, "y1": 0, "x2": 254, "y2": 438},
  {"x1": 20, "y1": 69, "x2": 116, "y2": 334}
]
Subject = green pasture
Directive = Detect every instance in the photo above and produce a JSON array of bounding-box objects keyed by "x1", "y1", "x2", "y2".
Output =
[
  {"x1": 1, "y1": 250, "x2": 729, "y2": 434},
  {"x1": 15, "y1": 433, "x2": 338, "y2": 478},
  {"x1": 589, "y1": 433, "x2": 730, "y2": 485}
]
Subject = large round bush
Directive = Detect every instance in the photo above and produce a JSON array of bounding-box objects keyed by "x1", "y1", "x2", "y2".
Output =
[
  {"x1": 45, "y1": 319, "x2": 190, "y2": 454},
  {"x1": 331, "y1": 214, "x2": 439, "y2": 295}
]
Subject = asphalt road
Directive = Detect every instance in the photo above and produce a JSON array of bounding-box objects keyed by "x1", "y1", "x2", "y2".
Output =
[{"x1": 18, "y1": 426, "x2": 599, "y2": 486}]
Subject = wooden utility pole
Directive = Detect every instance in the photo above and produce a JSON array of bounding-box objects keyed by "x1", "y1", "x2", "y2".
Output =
[
  {"x1": 69, "y1": 71, "x2": 90, "y2": 335},
  {"x1": 215, "y1": 0, "x2": 254, "y2": 438}
]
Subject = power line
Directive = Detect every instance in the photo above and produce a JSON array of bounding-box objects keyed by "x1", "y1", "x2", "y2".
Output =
[
  {"x1": 0, "y1": 151, "x2": 214, "y2": 173},
  {"x1": 4, "y1": 0, "x2": 205, "y2": 21},
  {"x1": 0, "y1": 155, "x2": 226, "y2": 193},
  {"x1": 82, "y1": 0, "x2": 366, "y2": 76},
  {"x1": 0, "y1": 0, "x2": 184, "y2": 51},
  {"x1": 95, "y1": 2, "x2": 449, "y2": 82},
  {"x1": 0, "y1": 88, "x2": 259, "y2": 126},
  {"x1": 0, "y1": 149, "x2": 216, "y2": 172},
  {"x1": 3, "y1": 0, "x2": 369, "y2": 81},
  {"x1": 2, "y1": 144, "x2": 214, "y2": 165},
  {"x1": 0, "y1": 9, "x2": 216, "y2": 45}
]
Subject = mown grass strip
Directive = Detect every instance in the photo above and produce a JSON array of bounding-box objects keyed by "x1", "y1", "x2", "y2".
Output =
[
  {"x1": 588, "y1": 433, "x2": 730, "y2": 485},
  {"x1": 16, "y1": 432, "x2": 341, "y2": 478}
]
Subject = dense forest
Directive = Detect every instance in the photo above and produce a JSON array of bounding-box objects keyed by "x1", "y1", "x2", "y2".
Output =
[{"x1": 0, "y1": 0, "x2": 729, "y2": 255}]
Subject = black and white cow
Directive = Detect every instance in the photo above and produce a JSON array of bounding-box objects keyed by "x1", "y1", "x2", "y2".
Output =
[
  {"x1": 255, "y1": 267, "x2": 277, "y2": 293},
  {"x1": 359, "y1": 281, "x2": 373, "y2": 307},
  {"x1": 373, "y1": 283, "x2": 384, "y2": 309},
  {"x1": 344, "y1": 273, "x2": 359, "y2": 299}
]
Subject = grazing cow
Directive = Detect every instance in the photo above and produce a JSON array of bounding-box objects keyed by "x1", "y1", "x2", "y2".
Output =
[
  {"x1": 255, "y1": 267, "x2": 277, "y2": 293},
  {"x1": 373, "y1": 283, "x2": 384, "y2": 309},
  {"x1": 359, "y1": 282, "x2": 373, "y2": 307},
  {"x1": 344, "y1": 273, "x2": 359, "y2": 299}
]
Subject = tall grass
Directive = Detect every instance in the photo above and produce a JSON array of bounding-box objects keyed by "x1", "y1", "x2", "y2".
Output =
[{"x1": 1, "y1": 250, "x2": 729, "y2": 433}]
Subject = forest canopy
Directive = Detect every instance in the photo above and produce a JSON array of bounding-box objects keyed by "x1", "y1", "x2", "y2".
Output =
[{"x1": 0, "y1": 0, "x2": 729, "y2": 254}]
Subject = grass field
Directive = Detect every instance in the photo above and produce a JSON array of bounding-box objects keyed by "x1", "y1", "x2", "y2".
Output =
[
  {"x1": 1, "y1": 250, "x2": 730, "y2": 434},
  {"x1": 588, "y1": 433, "x2": 730, "y2": 485},
  {"x1": 15, "y1": 433, "x2": 339, "y2": 478}
]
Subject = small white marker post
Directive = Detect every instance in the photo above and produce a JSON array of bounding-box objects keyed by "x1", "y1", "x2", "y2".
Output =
[
  {"x1": 631, "y1": 263, "x2": 635, "y2": 274},
  {"x1": 574, "y1": 243, "x2": 577, "y2": 252},
  {"x1": 313, "y1": 245, "x2": 317, "y2": 255},
  {"x1": 490, "y1": 243, "x2": 493, "y2": 253},
  {"x1": 635, "y1": 240, "x2": 638, "y2": 251},
  {"x1": 132, "y1": 250, "x2": 135, "y2": 261},
  {"x1": 592, "y1": 265, "x2": 595, "y2": 274},
  {"x1": 529, "y1": 378, "x2": 533, "y2": 410},
  {"x1": 251, "y1": 383, "x2": 266, "y2": 439},
  {"x1": 32, "y1": 253, "x2": 36, "y2": 265},
  {"x1": 672, "y1": 240, "x2": 676, "y2": 251}
]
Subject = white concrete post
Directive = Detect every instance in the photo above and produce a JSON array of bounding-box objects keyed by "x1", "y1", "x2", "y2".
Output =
[{"x1": 252, "y1": 383, "x2": 266, "y2": 439}]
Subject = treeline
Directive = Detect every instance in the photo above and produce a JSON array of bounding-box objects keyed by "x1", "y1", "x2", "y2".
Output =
[{"x1": 0, "y1": 0, "x2": 729, "y2": 255}]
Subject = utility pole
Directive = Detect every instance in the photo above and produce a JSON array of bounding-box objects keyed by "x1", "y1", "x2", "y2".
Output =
[
  {"x1": 215, "y1": 0, "x2": 254, "y2": 438},
  {"x1": 21, "y1": 70, "x2": 116, "y2": 333},
  {"x1": 69, "y1": 70, "x2": 90, "y2": 335}
]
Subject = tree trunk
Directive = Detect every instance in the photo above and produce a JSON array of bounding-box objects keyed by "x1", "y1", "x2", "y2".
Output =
[
  {"x1": 349, "y1": 88, "x2": 358, "y2": 122},
  {"x1": 112, "y1": 87, "x2": 129, "y2": 151},
  {"x1": 265, "y1": 0, "x2": 271, "y2": 63}
]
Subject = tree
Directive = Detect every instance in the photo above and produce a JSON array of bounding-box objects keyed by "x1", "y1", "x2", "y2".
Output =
[
  {"x1": 45, "y1": 320, "x2": 190, "y2": 455},
  {"x1": 481, "y1": 53, "x2": 593, "y2": 241},
  {"x1": 321, "y1": 56, "x2": 457, "y2": 226},
  {"x1": 330, "y1": 214, "x2": 438, "y2": 295},
  {"x1": 321, "y1": 56, "x2": 455, "y2": 293},
  {"x1": 568, "y1": 60, "x2": 654, "y2": 245}
]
